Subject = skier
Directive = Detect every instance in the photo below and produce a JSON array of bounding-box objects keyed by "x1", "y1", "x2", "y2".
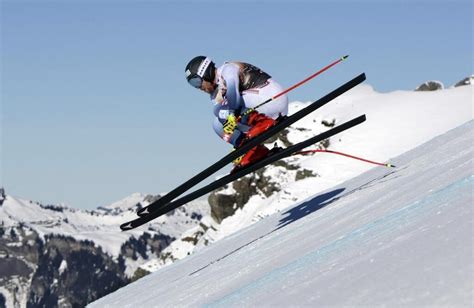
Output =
[
  {"x1": 185, "y1": 56, "x2": 289, "y2": 170},
  {"x1": 123, "y1": 56, "x2": 361, "y2": 230}
]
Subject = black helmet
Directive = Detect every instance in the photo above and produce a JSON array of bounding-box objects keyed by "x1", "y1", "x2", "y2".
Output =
[{"x1": 185, "y1": 56, "x2": 216, "y2": 88}]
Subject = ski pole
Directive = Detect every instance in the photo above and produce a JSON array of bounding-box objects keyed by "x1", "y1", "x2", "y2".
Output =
[
  {"x1": 242, "y1": 55, "x2": 349, "y2": 117},
  {"x1": 295, "y1": 149, "x2": 396, "y2": 168}
]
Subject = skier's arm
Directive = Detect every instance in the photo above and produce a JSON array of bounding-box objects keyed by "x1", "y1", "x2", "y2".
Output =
[{"x1": 220, "y1": 64, "x2": 245, "y2": 113}]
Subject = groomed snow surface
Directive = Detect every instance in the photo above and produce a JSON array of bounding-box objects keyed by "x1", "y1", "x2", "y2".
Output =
[{"x1": 90, "y1": 120, "x2": 473, "y2": 305}]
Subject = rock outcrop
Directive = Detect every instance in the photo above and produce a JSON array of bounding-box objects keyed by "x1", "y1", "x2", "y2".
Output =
[
  {"x1": 208, "y1": 129, "x2": 321, "y2": 223},
  {"x1": 454, "y1": 75, "x2": 473, "y2": 87},
  {"x1": 415, "y1": 81, "x2": 444, "y2": 91}
]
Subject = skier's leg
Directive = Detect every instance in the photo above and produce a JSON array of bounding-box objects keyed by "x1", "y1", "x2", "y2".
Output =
[
  {"x1": 242, "y1": 79, "x2": 289, "y2": 119},
  {"x1": 240, "y1": 79, "x2": 289, "y2": 138}
]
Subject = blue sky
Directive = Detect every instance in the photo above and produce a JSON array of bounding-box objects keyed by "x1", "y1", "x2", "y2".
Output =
[{"x1": 1, "y1": 0, "x2": 472, "y2": 209}]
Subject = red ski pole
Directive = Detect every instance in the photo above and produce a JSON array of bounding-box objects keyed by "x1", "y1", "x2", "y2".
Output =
[
  {"x1": 295, "y1": 149, "x2": 396, "y2": 168},
  {"x1": 242, "y1": 55, "x2": 349, "y2": 116}
]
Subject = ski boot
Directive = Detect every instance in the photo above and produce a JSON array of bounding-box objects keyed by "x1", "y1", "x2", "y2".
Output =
[
  {"x1": 231, "y1": 143, "x2": 282, "y2": 174},
  {"x1": 243, "y1": 111, "x2": 277, "y2": 139}
]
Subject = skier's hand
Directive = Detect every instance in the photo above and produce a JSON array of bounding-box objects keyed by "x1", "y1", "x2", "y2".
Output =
[{"x1": 223, "y1": 114, "x2": 238, "y2": 135}]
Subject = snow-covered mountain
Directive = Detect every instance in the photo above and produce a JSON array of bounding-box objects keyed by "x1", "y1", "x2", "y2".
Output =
[
  {"x1": 0, "y1": 193, "x2": 210, "y2": 307},
  {"x1": 1, "y1": 76, "x2": 472, "y2": 307},
  {"x1": 1, "y1": 191, "x2": 210, "y2": 258}
]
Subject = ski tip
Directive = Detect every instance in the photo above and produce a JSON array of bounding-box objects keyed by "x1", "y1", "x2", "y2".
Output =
[
  {"x1": 342, "y1": 55, "x2": 349, "y2": 60},
  {"x1": 386, "y1": 163, "x2": 396, "y2": 168}
]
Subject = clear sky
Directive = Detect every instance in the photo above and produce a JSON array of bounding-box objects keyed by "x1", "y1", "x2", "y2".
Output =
[{"x1": 1, "y1": 0, "x2": 472, "y2": 210}]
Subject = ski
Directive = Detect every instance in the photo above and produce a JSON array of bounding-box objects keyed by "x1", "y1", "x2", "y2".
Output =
[
  {"x1": 121, "y1": 114, "x2": 366, "y2": 230},
  {"x1": 136, "y1": 73, "x2": 367, "y2": 217}
]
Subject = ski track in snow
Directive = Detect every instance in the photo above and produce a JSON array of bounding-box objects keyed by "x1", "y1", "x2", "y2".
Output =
[{"x1": 90, "y1": 118, "x2": 473, "y2": 306}]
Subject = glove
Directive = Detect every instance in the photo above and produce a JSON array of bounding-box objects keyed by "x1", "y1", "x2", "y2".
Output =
[{"x1": 223, "y1": 114, "x2": 238, "y2": 135}]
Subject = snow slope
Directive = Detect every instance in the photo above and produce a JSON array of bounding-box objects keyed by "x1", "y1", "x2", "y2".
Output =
[
  {"x1": 200, "y1": 82, "x2": 473, "y2": 243},
  {"x1": 90, "y1": 118, "x2": 473, "y2": 306}
]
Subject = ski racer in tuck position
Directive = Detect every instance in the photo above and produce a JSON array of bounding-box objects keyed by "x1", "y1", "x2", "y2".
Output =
[{"x1": 185, "y1": 56, "x2": 289, "y2": 171}]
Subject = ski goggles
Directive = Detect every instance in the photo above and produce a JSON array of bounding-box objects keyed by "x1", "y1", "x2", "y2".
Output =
[
  {"x1": 187, "y1": 75, "x2": 203, "y2": 89},
  {"x1": 186, "y1": 57, "x2": 212, "y2": 89}
]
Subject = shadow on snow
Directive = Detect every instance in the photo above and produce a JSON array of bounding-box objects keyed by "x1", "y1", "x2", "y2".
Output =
[
  {"x1": 276, "y1": 188, "x2": 345, "y2": 231},
  {"x1": 189, "y1": 167, "x2": 401, "y2": 276},
  {"x1": 189, "y1": 188, "x2": 345, "y2": 276}
]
